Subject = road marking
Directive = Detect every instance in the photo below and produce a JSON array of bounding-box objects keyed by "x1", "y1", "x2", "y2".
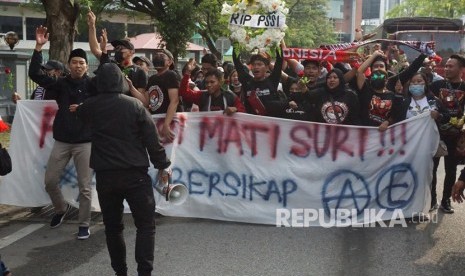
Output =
[{"x1": 0, "y1": 224, "x2": 45, "y2": 249}]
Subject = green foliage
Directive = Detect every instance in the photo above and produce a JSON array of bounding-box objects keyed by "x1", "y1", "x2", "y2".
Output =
[
  {"x1": 154, "y1": 0, "x2": 197, "y2": 58},
  {"x1": 195, "y1": 0, "x2": 229, "y2": 45},
  {"x1": 285, "y1": 0, "x2": 336, "y2": 48},
  {"x1": 386, "y1": 0, "x2": 465, "y2": 18}
]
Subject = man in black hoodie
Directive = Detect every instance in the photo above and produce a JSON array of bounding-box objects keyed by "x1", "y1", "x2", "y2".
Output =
[
  {"x1": 28, "y1": 26, "x2": 93, "y2": 240},
  {"x1": 72, "y1": 63, "x2": 171, "y2": 276}
]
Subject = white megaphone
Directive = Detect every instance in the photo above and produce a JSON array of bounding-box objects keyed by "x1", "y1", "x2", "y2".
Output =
[{"x1": 155, "y1": 168, "x2": 188, "y2": 205}]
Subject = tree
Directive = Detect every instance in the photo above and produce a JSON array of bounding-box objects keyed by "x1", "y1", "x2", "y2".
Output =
[
  {"x1": 285, "y1": 0, "x2": 336, "y2": 48},
  {"x1": 194, "y1": 0, "x2": 229, "y2": 60},
  {"x1": 386, "y1": 0, "x2": 465, "y2": 19},
  {"x1": 120, "y1": 0, "x2": 200, "y2": 63},
  {"x1": 28, "y1": 0, "x2": 113, "y2": 63},
  {"x1": 40, "y1": 0, "x2": 80, "y2": 63}
]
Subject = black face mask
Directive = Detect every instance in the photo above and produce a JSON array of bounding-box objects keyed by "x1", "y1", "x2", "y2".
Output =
[
  {"x1": 289, "y1": 92, "x2": 304, "y2": 102},
  {"x1": 152, "y1": 56, "x2": 166, "y2": 68},
  {"x1": 114, "y1": 51, "x2": 124, "y2": 64},
  {"x1": 370, "y1": 78, "x2": 385, "y2": 90}
]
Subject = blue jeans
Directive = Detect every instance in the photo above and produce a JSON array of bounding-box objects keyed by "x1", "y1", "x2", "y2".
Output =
[{"x1": 96, "y1": 168, "x2": 155, "y2": 276}]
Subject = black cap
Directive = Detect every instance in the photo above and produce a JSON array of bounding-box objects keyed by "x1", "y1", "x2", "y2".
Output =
[
  {"x1": 68, "y1": 48, "x2": 88, "y2": 63},
  {"x1": 302, "y1": 59, "x2": 320, "y2": 68},
  {"x1": 111, "y1": 39, "x2": 135, "y2": 51},
  {"x1": 132, "y1": 56, "x2": 153, "y2": 67},
  {"x1": 41, "y1": 60, "x2": 65, "y2": 71}
]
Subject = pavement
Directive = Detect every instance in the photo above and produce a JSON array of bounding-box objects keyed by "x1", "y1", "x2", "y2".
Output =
[{"x1": 0, "y1": 204, "x2": 102, "y2": 226}]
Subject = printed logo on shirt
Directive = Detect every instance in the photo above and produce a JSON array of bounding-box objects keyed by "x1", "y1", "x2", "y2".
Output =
[
  {"x1": 438, "y1": 88, "x2": 465, "y2": 116},
  {"x1": 321, "y1": 101, "x2": 348, "y2": 124},
  {"x1": 285, "y1": 108, "x2": 305, "y2": 115},
  {"x1": 246, "y1": 88, "x2": 271, "y2": 97},
  {"x1": 147, "y1": 85, "x2": 164, "y2": 112},
  {"x1": 369, "y1": 95, "x2": 392, "y2": 124}
]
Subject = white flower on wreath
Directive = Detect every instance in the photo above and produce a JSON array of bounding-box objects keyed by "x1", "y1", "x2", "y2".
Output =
[
  {"x1": 221, "y1": 3, "x2": 233, "y2": 15},
  {"x1": 222, "y1": 0, "x2": 288, "y2": 53}
]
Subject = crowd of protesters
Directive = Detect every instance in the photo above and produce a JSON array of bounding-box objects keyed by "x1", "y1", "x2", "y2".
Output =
[{"x1": 9, "y1": 8, "x2": 465, "y2": 275}]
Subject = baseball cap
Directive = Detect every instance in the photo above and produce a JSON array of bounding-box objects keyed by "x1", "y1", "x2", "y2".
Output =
[
  {"x1": 132, "y1": 56, "x2": 153, "y2": 67},
  {"x1": 301, "y1": 59, "x2": 320, "y2": 68},
  {"x1": 41, "y1": 60, "x2": 65, "y2": 71},
  {"x1": 154, "y1": 48, "x2": 174, "y2": 61},
  {"x1": 110, "y1": 39, "x2": 135, "y2": 50}
]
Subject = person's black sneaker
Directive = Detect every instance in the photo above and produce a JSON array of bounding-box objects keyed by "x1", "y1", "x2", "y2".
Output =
[
  {"x1": 50, "y1": 204, "x2": 71, "y2": 228},
  {"x1": 440, "y1": 199, "x2": 454, "y2": 214},
  {"x1": 77, "y1": 226, "x2": 90, "y2": 240},
  {"x1": 429, "y1": 202, "x2": 439, "y2": 212}
]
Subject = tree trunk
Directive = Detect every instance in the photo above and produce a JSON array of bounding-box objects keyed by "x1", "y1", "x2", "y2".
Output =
[
  {"x1": 41, "y1": 0, "x2": 80, "y2": 63},
  {"x1": 198, "y1": 29, "x2": 223, "y2": 61}
]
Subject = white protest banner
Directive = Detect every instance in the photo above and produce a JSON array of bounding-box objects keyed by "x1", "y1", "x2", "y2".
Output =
[
  {"x1": 228, "y1": 12, "x2": 286, "y2": 28},
  {"x1": 0, "y1": 101, "x2": 438, "y2": 226}
]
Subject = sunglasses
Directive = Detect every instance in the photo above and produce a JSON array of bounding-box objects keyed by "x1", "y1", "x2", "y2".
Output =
[{"x1": 371, "y1": 74, "x2": 386, "y2": 80}]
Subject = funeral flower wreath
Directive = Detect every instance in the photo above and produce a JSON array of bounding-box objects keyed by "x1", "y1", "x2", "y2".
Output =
[{"x1": 222, "y1": 0, "x2": 288, "y2": 53}]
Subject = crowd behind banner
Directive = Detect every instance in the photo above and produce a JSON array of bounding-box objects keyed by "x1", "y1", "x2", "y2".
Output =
[
  {"x1": 0, "y1": 101, "x2": 439, "y2": 226},
  {"x1": 7, "y1": 12, "x2": 465, "y2": 218},
  {"x1": 2, "y1": 7, "x2": 465, "y2": 275}
]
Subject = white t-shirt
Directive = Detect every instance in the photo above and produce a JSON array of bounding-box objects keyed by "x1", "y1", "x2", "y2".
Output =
[{"x1": 406, "y1": 96, "x2": 432, "y2": 119}]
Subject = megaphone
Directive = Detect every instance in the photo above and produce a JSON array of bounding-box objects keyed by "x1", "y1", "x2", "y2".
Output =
[{"x1": 155, "y1": 183, "x2": 188, "y2": 205}]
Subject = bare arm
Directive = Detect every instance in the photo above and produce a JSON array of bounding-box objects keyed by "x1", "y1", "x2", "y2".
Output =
[
  {"x1": 87, "y1": 10, "x2": 102, "y2": 59},
  {"x1": 356, "y1": 50, "x2": 384, "y2": 90},
  {"x1": 161, "y1": 88, "x2": 179, "y2": 142}
]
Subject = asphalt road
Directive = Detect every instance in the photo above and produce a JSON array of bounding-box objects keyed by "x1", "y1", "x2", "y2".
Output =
[{"x1": 1, "y1": 163, "x2": 465, "y2": 276}]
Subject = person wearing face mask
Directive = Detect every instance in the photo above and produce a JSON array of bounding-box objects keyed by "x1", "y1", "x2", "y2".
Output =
[
  {"x1": 393, "y1": 72, "x2": 448, "y2": 122},
  {"x1": 392, "y1": 72, "x2": 449, "y2": 212},
  {"x1": 357, "y1": 51, "x2": 401, "y2": 131},
  {"x1": 12, "y1": 60, "x2": 66, "y2": 103},
  {"x1": 87, "y1": 10, "x2": 148, "y2": 107},
  {"x1": 146, "y1": 49, "x2": 180, "y2": 142},
  {"x1": 284, "y1": 79, "x2": 313, "y2": 121},
  {"x1": 232, "y1": 46, "x2": 287, "y2": 117}
]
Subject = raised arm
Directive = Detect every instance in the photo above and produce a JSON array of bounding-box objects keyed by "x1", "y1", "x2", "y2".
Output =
[
  {"x1": 232, "y1": 47, "x2": 252, "y2": 85},
  {"x1": 356, "y1": 50, "x2": 384, "y2": 90},
  {"x1": 87, "y1": 10, "x2": 102, "y2": 59},
  {"x1": 28, "y1": 26, "x2": 57, "y2": 87},
  {"x1": 179, "y1": 73, "x2": 202, "y2": 105}
]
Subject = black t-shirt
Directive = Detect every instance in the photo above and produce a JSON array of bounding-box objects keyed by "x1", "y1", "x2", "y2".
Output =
[
  {"x1": 208, "y1": 94, "x2": 226, "y2": 111},
  {"x1": 358, "y1": 83, "x2": 397, "y2": 126},
  {"x1": 313, "y1": 89, "x2": 361, "y2": 125},
  {"x1": 430, "y1": 80, "x2": 465, "y2": 117},
  {"x1": 146, "y1": 70, "x2": 180, "y2": 114},
  {"x1": 125, "y1": 65, "x2": 148, "y2": 90}
]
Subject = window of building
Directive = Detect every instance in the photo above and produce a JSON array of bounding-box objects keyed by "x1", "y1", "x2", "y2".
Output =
[
  {"x1": 362, "y1": 0, "x2": 380, "y2": 19},
  {"x1": 26, "y1": 18, "x2": 46, "y2": 40},
  {"x1": 328, "y1": 0, "x2": 344, "y2": 20},
  {"x1": 0, "y1": 16, "x2": 22, "y2": 39}
]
